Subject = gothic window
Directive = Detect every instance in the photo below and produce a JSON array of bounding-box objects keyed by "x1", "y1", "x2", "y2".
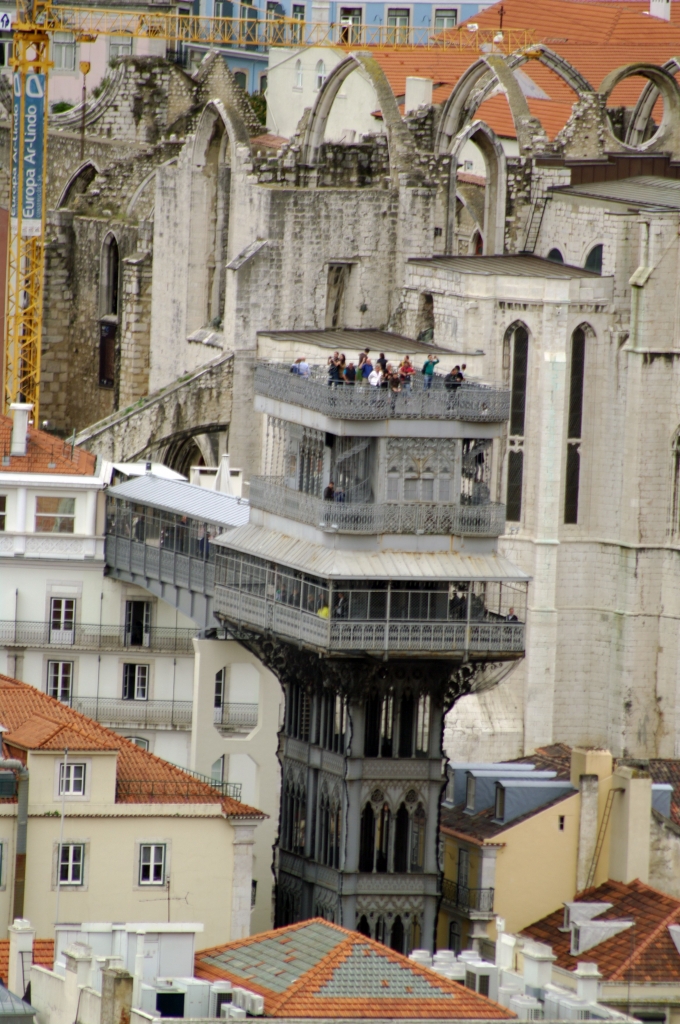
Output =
[
  {"x1": 394, "y1": 804, "x2": 409, "y2": 872},
  {"x1": 585, "y1": 244, "x2": 603, "y2": 275},
  {"x1": 315, "y1": 59, "x2": 326, "y2": 90},
  {"x1": 506, "y1": 323, "x2": 529, "y2": 522},
  {"x1": 359, "y1": 804, "x2": 375, "y2": 872},
  {"x1": 281, "y1": 776, "x2": 306, "y2": 856},
  {"x1": 564, "y1": 326, "x2": 587, "y2": 524},
  {"x1": 99, "y1": 234, "x2": 120, "y2": 389},
  {"x1": 286, "y1": 682, "x2": 310, "y2": 740},
  {"x1": 295, "y1": 58, "x2": 303, "y2": 88},
  {"x1": 364, "y1": 694, "x2": 394, "y2": 758},
  {"x1": 325, "y1": 263, "x2": 350, "y2": 328},
  {"x1": 318, "y1": 692, "x2": 346, "y2": 753},
  {"x1": 376, "y1": 803, "x2": 390, "y2": 873},
  {"x1": 390, "y1": 915, "x2": 405, "y2": 954},
  {"x1": 547, "y1": 247, "x2": 564, "y2": 264},
  {"x1": 357, "y1": 914, "x2": 371, "y2": 937},
  {"x1": 415, "y1": 695, "x2": 430, "y2": 756},
  {"x1": 410, "y1": 804, "x2": 426, "y2": 871}
]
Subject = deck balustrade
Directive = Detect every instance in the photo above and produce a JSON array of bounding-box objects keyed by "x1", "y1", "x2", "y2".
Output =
[{"x1": 0, "y1": 619, "x2": 197, "y2": 653}]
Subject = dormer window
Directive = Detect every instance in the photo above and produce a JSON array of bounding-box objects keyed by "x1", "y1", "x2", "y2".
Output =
[
  {"x1": 494, "y1": 784, "x2": 505, "y2": 821},
  {"x1": 59, "y1": 762, "x2": 86, "y2": 796},
  {"x1": 465, "y1": 775, "x2": 476, "y2": 811}
]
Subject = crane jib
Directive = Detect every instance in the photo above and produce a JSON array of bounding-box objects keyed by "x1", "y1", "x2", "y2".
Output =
[{"x1": 11, "y1": 72, "x2": 45, "y2": 238}]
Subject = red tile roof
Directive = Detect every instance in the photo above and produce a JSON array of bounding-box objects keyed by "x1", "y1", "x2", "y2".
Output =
[
  {"x1": 0, "y1": 415, "x2": 96, "y2": 476},
  {"x1": 196, "y1": 918, "x2": 515, "y2": 1019},
  {"x1": 522, "y1": 879, "x2": 680, "y2": 982},
  {"x1": 0, "y1": 939, "x2": 54, "y2": 986},
  {"x1": 371, "y1": 0, "x2": 680, "y2": 141},
  {"x1": 0, "y1": 675, "x2": 263, "y2": 818}
]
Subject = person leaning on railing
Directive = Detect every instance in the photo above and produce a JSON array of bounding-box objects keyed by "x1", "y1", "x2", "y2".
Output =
[{"x1": 422, "y1": 354, "x2": 439, "y2": 389}]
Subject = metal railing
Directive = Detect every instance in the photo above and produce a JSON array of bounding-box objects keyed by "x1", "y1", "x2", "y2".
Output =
[
  {"x1": 255, "y1": 364, "x2": 510, "y2": 423},
  {"x1": 249, "y1": 477, "x2": 507, "y2": 537},
  {"x1": 214, "y1": 585, "x2": 524, "y2": 655},
  {"x1": 70, "y1": 696, "x2": 193, "y2": 729},
  {"x1": 441, "y1": 879, "x2": 495, "y2": 913},
  {"x1": 116, "y1": 778, "x2": 242, "y2": 801},
  {"x1": 106, "y1": 536, "x2": 216, "y2": 595},
  {"x1": 47, "y1": 8, "x2": 535, "y2": 53},
  {"x1": 213, "y1": 703, "x2": 259, "y2": 731},
  {"x1": 0, "y1": 620, "x2": 197, "y2": 653}
]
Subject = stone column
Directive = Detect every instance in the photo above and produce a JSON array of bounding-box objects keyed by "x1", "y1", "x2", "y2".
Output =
[
  {"x1": 230, "y1": 822, "x2": 256, "y2": 940},
  {"x1": 8, "y1": 918, "x2": 34, "y2": 997}
]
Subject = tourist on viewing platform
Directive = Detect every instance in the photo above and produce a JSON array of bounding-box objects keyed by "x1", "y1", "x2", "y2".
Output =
[
  {"x1": 335, "y1": 592, "x2": 348, "y2": 618},
  {"x1": 368, "y1": 366, "x2": 382, "y2": 387},
  {"x1": 376, "y1": 351, "x2": 387, "y2": 373},
  {"x1": 327, "y1": 353, "x2": 341, "y2": 385},
  {"x1": 422, "y1": 354, "x2": 439, "y2": 388},
  {"x1": 399, "y1": 355, "x2": 415, "y2": 390},
  {"x1": 323, "y1": 481, "x2": 335, "y2": 501},
  {"x1": 359, "y1": 353, "x2": 373, "y2": 383},
  {"x1": 344, "y1": 361, "x2": 356, "y2": 384},
  {"x1": 297, "y1": 356, "x2": 310, "y2": 377},
  {"x1": 506, "y1": 607, "x2": 518, "y2": 621}
]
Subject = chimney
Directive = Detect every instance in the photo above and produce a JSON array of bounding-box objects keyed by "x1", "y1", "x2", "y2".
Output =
[
  {"x1": 63, "y1": 944, "x2": 93, "y2": 1022},
  {"x1": 571, "y1": 748, "x2": 613, "y2": 891},
  {"x1": 574, "y1": 962, "x2": 602, "y2": 1004},
  {"x1": 9, "y1": 404, "x2": 33, "y2": 458},
  {"x1": 8, "y1": 918, "x2": 34, "y2": 997},
  {"x1": 609, "y1": 765, "x2": 651, "y2": 883},
  {"x1": 650, "y1": 0, "x2": 671, "y2": 19},
  {"x1": 101, "y1": 966, "x2": 134, "y2": 1024},
  {"x1": 404, "y1": 77, "x2": 433, "y2": 114},
  {"x1": 522, "y1": 940, "x2": 555, "y2": 999}
]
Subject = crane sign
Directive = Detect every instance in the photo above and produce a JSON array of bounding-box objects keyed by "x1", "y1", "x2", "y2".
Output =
[{"x1": 3, "y1": 0, "x2": 50, "y2": 420}]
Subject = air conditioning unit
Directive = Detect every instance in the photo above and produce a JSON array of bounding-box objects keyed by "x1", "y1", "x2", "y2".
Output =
[
  {"x1": 499, "y1": 986, "x2": 523, "y2": 1008},
  {"x1": 232, "y1": 987, "x2": 264, "y2": 1017},
  {"x1": 221, "y1": 1006, "x2": 246, "y2": 1020},
  {"x1": 174, "y1": 978, "x2": 210, "y2": 1017},
  {"x1": 559, "y1": 995, "x2": 591, "y2": 1020},
  {"x1": 209, "y1": 982, "x2": 233, "y2": 1018},
  {"x1": 509, "y1": 994, "x2": 544, "y2": 1020}
]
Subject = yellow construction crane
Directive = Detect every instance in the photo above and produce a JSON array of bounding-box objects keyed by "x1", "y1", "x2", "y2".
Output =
[{"x1": 2, "y1": 2, "x2": 534, "y2": 421}]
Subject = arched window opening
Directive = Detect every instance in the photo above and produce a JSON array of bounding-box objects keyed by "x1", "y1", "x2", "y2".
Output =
[
  {"x1": 415, "y1": 695, "x2": 430, "y2": 756},
  {"x1": 585, "y1": 244, "x2": 603, "y2": 275},
  {"x1": 99, "y1": 234, "x2": 120, "y2": 389},
  {"x1": 359, "y1": 804, "x2": 375, "y2": 872},
  {"x1": 376, "y1": 803, "x2": 390, "y2": 873},
  {"x1": 394, "y1": 803, "x2": 409, "y2": 872},
  {"x1": 547, "y1": 247, "x2": 564, "y2": 264},
  {"x1": 449, "y1": 919, "x2": 462, "y2": 953},
  {"x1": 390, "y1": 915, "x2": 404, "y2": 954},
  {"x1": 234, "y1": 71, "x2": 247, "y2": 91},
  {"x1": 282, "y1": 777, "x2": 306, "y2": 856},
  {"x1": 473, "y1": 231, "x2": 484, "y2": 256},
  {"x1": 375, "y1": 916, "x2": 386, "y2": 944},
  {"x1": 364, "y1": 694, "x2": 381, "y2": 757},
  {"x1": 357, "y1": 914, "x2": 371, "y2": 937},
  {"x1": 564, "y1": 326, "x2": 587, "y2": 524},
  {"x1": 286, "y1": 682, "x2": 310, "y2": 740},
  {"x1": 411, "y1": 918, "x2": 422, "y2": 952},
  {"x1": 506, "y1": 324, "x2": 529, "y2": 522},
  {"x1": 315, "y1": 59, "x2": 326, "y2": 90},
  {"x1": 415, "y1": 292, "x2": 434, "y2": 343},
  {"x1": 399, "y1": 692, "x2": 414, "y2": 757},
  {"x1": 295, "y1": 59, "x2": 303, "y2": 89},
  {"x1": 410, "y1": 804, "x2": 426, "y2": 872}
]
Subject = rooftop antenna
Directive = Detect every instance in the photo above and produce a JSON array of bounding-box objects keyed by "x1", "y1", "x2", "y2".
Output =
[{"x1": 499, "y1": 4, "x2": 505, "y2": 29}]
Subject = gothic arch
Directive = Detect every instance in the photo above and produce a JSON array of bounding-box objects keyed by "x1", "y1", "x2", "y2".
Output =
[
  {"x1": 627, "y1": 58, "x2": 680, "y2": 147},
  {"x1": 300, "y1": 52, "x2": 416, "y2": 176},
  {"x1": 446, "y1": 120, "x2": 507, "y2": 255},
  {"x1": 436, "y1": 47, "x2": 592, "y2": 157},
  {"x1": 57, "y1": 161, "x2": 100, "y2": 208},
  {"x1": 192, "y1": 98, "x2": 251, "y2": 168},
  {"x1": 599, "y1": 63, "x2": 680, "y2": 153}
]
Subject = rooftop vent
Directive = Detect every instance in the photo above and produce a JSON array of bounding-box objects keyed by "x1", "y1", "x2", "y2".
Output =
[{"x1": 9, "y1": 403, "x2": 33, "y2": 458}]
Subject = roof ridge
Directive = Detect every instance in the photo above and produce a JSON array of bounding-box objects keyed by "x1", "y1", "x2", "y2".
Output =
[{"x1": 608, "y1": 903, "x2": 680, "y2": 981}]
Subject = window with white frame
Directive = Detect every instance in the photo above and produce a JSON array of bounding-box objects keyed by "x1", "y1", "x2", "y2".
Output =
[
  {"x1": 109, "y1": 34, "x2": 132, "y2": 60},
  {"x1": 59, "y1": 762, "x2": 86, "y2": 796},
  {"x1": 59, "y1": 843, "x2": 84, "y2": 884},
  {"x1": 0, "y1": 36, "x2": 12, "y2": 68},
  {"x1": 52, "y1": 32, "x2": 76, "y2": 70},
  {"x1": 0, "y1": 495, "x2": 6, "y2": 531},
  {"x1": 126, "y1": 737, "x2": 149, "y2": 750},
  {"x1": 434, "y1": 7, "x2": 457, "y2": 30},
  {"x1": 139, "y1": 843, "x2": 166, "y2": 885},
  {"x1": 315, "y1": 59, "x2": 326, "y2": 90},
  {"x1": 50, "y1": 598, "x2": 75, "y2": 642},
  {"x1": 123, "y1": 664, "x2": 149, "y2": 701},
  {"x1": 36, "y1": 497, "x2": 76, "y2": 533},
  {"x1": 47, "y1": 661, "x2": 73, "y2": 702}
]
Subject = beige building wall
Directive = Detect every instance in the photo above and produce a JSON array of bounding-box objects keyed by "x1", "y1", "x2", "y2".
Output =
[
  {"x1": 190, "y1": 639, "x2": 283, "y2": 935},
  {"x1": 0, "y1": 749, "x2": 252, "y2": 945}
]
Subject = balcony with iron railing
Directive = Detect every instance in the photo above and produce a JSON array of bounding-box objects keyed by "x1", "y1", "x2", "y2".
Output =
[
  {"x1": 441, "y1": 878, "x2": 495, "y2": 914},
  {"x1": 248, "y1": 476, "x2": 507, "y2": 537},
  {"x1": 116, "y1": 777, "x2": 242, "y2": 802},
  {"x1": 213, "y1": 702, "x2": 259, "y2": 733},
  {"x1": 69, "y1": 696, "x2": 193, "y2": 730},
  {"x1": 254, "y1": 364, "x2": 510, "y2": 423},
  {"x1": 0, "y1": 621, "x2": 197, "y2": 653}
]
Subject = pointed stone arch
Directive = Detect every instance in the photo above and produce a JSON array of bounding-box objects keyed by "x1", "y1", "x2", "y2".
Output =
[
  {"x1": 56, "y1": 160, "x2": 100, "y2": 209},
  {"x1": 300, "y1": 52, "x2": 417, "y2": 177},
  {"x1": 446, "y1": 120, "x2": 507, "y2": 255},
  {"x1": 626, "y1": 57, "x2": 680, "y2": 147},
  {"x1": 598, "y1": 63, "x2": 680, "y2": 154}
]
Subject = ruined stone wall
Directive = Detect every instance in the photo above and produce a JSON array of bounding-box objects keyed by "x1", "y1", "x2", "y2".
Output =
[{"x1": 119, "y1": 249, "x2": 153, "y2": 408}]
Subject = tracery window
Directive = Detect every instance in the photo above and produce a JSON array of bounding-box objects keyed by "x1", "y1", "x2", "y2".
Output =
[
  {"x1": 281, "y1": 775, "x2": 306, "y2": 855},
  {"x1": 564, "y1": 326, "x2": 587, "y2": 524},
  {"x1": 386, "y1": 438, "x2": 457, "y2": 503},
  {"x1": 505, "y1": 323, "x2": 529, "y2": 521}
]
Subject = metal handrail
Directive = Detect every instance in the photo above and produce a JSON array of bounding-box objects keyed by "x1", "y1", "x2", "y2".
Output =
[
  {"x1": 213, "y1": 702, "x2": 259, "y2": 730},
  {"x1": 441, "y1": 878, "x2": 495, "y2": 913},
  {"x1": 249, "y1": 477, "x2": 507, "y2": 537},
  {"x1": 69, "y1": 696, "x2": 193, "y2": 728},
  {"x1": 255, "y1": 363, "x2": 510, "y2": 422},
  {"x1": 0, "y1": 620, "x2": 197, "y2": 653},
  {"x1": 116, "y1": 778, "x2": 242, "y2": 801}
]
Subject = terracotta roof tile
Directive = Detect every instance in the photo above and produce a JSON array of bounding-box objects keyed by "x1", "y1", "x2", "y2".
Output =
[
  {"x1": 521, "y1": 879, "x2": 680, "y2": 982},
  {"x1": 0, "y1": 675, "x2": 264, "y2": 818},
  {"x1": 0, "y1": 415, "x2": 96, "y2": 476},
  {"x1": 0, "y1": 939, "x2": 54, "y2": 986},
  {"x1": 196, "y1": 919, "x2": 515, "y2": 1019}
]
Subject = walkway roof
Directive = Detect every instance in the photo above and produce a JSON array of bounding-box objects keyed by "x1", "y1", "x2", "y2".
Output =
[{"x1": 107, "y1": 476, "x2": 250, "y2": 529}]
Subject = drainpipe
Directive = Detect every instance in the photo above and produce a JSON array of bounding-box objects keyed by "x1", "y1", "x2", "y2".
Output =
[{"x1": 0, "y1": 760, "x2": 30, "y2": 920}]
